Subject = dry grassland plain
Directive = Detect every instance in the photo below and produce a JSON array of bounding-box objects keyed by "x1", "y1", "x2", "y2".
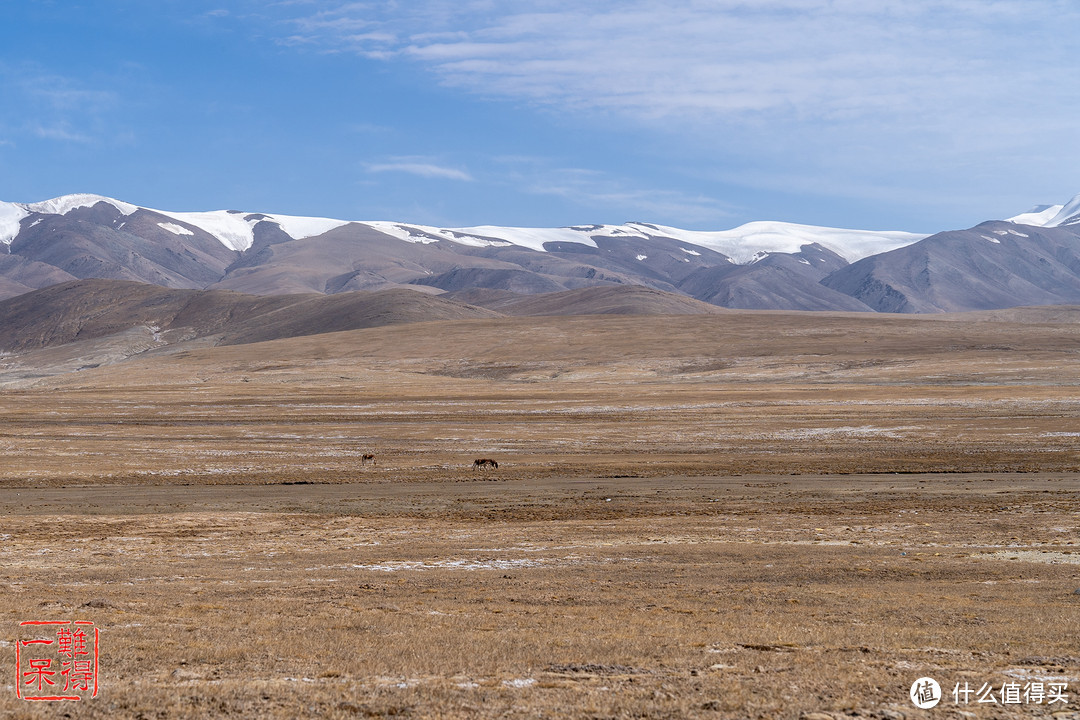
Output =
[{"x1": 1, "y1": 311, "x2": 1079, "y2": 719}]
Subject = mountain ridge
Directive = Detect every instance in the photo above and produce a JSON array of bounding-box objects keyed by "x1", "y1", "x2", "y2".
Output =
[
  {"x1": 2, "y1": 192, "x2": 1080, "y2": 313},
  {"x1": 0, "y1": 193, "x2": 924, "y2": 260}
]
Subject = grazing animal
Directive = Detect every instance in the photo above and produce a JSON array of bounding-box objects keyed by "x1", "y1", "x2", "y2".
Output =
[
  {"x1": 473, "y1": 458, "x2": 498, "y2": 470},
  {"x1": 361, "y1": 453, "x2": 376, "y2": 466}
]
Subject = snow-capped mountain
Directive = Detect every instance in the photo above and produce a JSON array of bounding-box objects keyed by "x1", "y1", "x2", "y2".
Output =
[
  {"x1": 367, "y1": 220, "x2": 921, "y2": 264},
  {"x1": 0, "y1": 194, "x2": 349, "y2": 251},
  {"x1": 1007, "y1": 204, "x2": 1065, "y2": 227},
  {"x1": 1007, "y1": 191, "x2": 1080, "y2": 228},
  {"x1": 1045, "y1": 193, "x2": 1080, "y2": 227},
  {"x1": 3, "y1": 191, "x2": 1080, "y2": 313},
  {"x1": 822, "y1": 192, "x2": 1080, "y2": 313},
  {"x1": 0, "y1": 194, "x2": 921, "y2": 261}
]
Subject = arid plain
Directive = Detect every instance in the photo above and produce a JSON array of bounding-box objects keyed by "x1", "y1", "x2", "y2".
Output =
[{"x1": 2, "y1": 309, "x2": 1080, "y2": 719}]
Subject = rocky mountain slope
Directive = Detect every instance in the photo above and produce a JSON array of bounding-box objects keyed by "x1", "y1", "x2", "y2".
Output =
[
  {"x1": 0, "y1": 194, "x2": 920, "y2": 311},
  {"x1": 3, "y1": 192, "x2": 1080, "y2": 313},
  {"x1": 823, "y1": 220, "x2": 1080, "y2": 313}
]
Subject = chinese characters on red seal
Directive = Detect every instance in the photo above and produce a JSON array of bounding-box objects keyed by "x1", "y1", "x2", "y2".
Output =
[{"x1": 16, "y1": 620, "x2": 99, "y2": 701}]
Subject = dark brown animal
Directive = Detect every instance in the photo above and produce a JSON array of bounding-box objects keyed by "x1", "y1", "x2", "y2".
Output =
[
  {"x1": 361, "y1": 454, "x2": 376, "y2": 466},
  {"x1": 473, "y1": 458, "x2": 498, "y2": 469}
]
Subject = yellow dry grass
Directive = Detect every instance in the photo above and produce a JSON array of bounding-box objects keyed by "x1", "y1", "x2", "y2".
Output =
[{"x1": 1, "y1": 311, "x2": 1079, "y2": 718}]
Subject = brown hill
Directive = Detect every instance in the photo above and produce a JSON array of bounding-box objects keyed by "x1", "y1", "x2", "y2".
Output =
[
  {"x1": 216, "y1": 288, "x2": 502, "y2": 345},
  {"x1": 66, "y1": 303, "x2": 1080, "y2": 392},
  {"x1": 488, "y1": 284, "x2": 729, "y2": 316},
  {"x1": 0, "y1": 279, "x2": 500, "y2": 353},
  {"x1": 933, "y1": 305, "x2": 1080, "y2": 323},
  {"x1": 0, "y1": 279, "x2": 204, "y2": 352}
]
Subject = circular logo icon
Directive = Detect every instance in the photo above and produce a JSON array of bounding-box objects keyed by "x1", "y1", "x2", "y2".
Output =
[{"x1": 910, "y1": 677, "x2": 941, "y2": 709}]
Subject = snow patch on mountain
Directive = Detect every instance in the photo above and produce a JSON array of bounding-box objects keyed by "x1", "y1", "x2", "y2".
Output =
[
  {"x1": 1045, "y1": 193, "x2": 1080, "y2": 227},
  {"x1": 0, "y1": 194, "x2": 351, "y2": 251},
  {"x1": 629, "y1": 221, "x2": 923, "y2": 264},
  {"x1": 1, "y1": 193, "x2": 927, "y2": 262},
  {"x1": 456, "y1": 225, "x2": 601, "y2": 251},
  {"x1": 1, "y1": 194, "x2": 138, "y2": 244},
  {"x1": 363, "y1": 220, "x2": 919, "y2": 262},
  {"x1": 364, "y1": 222, "x2": 597, "y2": 251},
  {"x1": 158, "y1": 222, "x2": 194, "y2": 236},
  {"x1": 1006, "y1": 193, "x2": 1080, "y2": 228},
  {"x1": 156, "y1": 210, "x2": 349, "y2": 252},
  {"x1": 151, "y1": 211, "x2": 256, "y2": 252},
  {"x1": 1008, "y1": 204, "x2": 1065, "y2": 226},
  {"x1": 0, "y1": 202, "x2": 29, "y2": 245},
  {"x1": 360, "y1": 222, "x2": 498, "y2": 248},
  {"x1": 272, "y1": 214, "x2": 351, "y2": 242},
  {"x1": 25, "y1": 193, "x2": 139, "y2": 217}
]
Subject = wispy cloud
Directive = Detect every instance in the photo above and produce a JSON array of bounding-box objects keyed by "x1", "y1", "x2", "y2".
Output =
[
  {"x1": 270, "y1": 0, "x2": 1080, "y2": 129},
  {"x1": 499, "y1": 159, "x2": 732, "y2": 224},
  {"x1": 31, "y1": 122, "x2": 93, "y2": 144},
  {"x1": 276, "y1": 1, "x2": 401, "y2": 57},
  {"x1": 0, "y1": 63, "x2": 122, "y2": 146},
  {"x1": 257, "y1": 0, "x2": 1080, "y2": 218},
  {"x1": 365, "y1": 158, "x2": 473, "y2": 181}
]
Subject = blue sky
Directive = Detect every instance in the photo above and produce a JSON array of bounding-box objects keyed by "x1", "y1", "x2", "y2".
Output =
[{"x1": 2, "y1": 0, "x2": 1079, "y2": 232}]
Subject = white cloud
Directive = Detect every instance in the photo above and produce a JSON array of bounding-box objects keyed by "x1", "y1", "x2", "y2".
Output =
[
  {"x1": 273, "y1": 0, "x2": 1080, "y2": 129},
  {"x1": 183, "y1": 1, "x2": 1080, "y2": 222},
  {"x1": 499, "y1": 160, "x2": 732, "y2": 224},
  {"x1": 0, "y1": 64, "x2": 122, "y2": 147},
  {"x1": 31, "y1": 123, "x2": 93, "y2": 144},
  {"x1": 365, "y1": 158, "x2": 473, "y2": 181}
]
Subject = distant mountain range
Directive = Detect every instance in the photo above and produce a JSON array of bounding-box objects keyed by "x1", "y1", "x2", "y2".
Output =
[{"x1": 2, "y1": 192, "x2": 1080, "y2": 313}]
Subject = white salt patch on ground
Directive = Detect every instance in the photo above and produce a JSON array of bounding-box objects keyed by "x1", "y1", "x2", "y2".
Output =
[
  {"x1": 770, "y1": 425, "x2": 915, "y2": 440},
  {"x1": 1003, "y1": 668, "x2": 1076, "y2": 683},
  {"x1": 979, "y1": 550, "x2": 1080, "y2": 564},
  {"x1": 504, "y1": 678, "x2": 537, "y2": 688},
  {"x1": 349, "y1": 557, "x2": 558, "y2": 572}
]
